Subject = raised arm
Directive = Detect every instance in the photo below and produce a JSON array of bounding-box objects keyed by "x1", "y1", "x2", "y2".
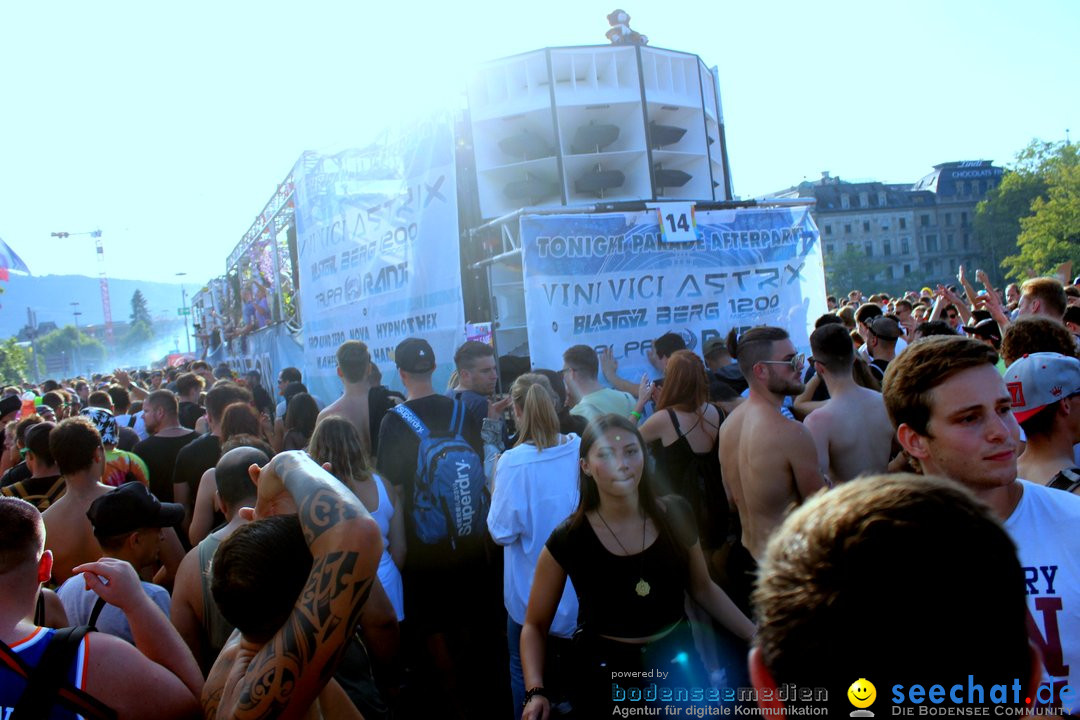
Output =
[
  {"x1": 600, "y1": 346, "x2": 639, "y2": 396},
  {"x1": 208, "y1": 451, "x2": 381, "y2": 720}
]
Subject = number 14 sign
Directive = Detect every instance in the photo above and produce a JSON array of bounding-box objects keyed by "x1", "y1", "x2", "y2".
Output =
[{"x1": 648, "y1": 201, "x2": 698, "y2": 243}]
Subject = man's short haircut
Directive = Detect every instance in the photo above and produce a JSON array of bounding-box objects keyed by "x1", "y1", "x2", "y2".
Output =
[
  {"x1": 49, "y1": 416, "x2": 102, "y2": 476},
  {"x1": 1021, "y1": 277, "x2": 1067, "y2": 318},
  {"x1": 882, "y1": 336, "x2": 998, "y2": 437},
  {"x1": 24, "y1": 421, "x2": 56, "y2": 468},
  {"x1": 813, "y1": 313, "x2": 844, "y2": 329},
  {"x1": 175, "y1": 372, "x2": 205, "y2": 397},
  {"x1": 191, "y1": 360, "x2": 211, "y2": 373},
  {"x1": 41, "y1": 380, "x2": 60, "y2": 394},
  {"x1": 212, "y1": 514, "x2": 313, "y2": 644},
  {"x1": 836, "y1": 305, "x2": 856, "y2": 330},
  {"x1": 336, "y1": 340, "x2": 371, "y2": 383},
  {"x1": 810, "y1": 324, "x2": 855, "y2": 374},
  {"x1": 106, "y1": 386, "x2": 131, "y2": 413},
  {"x1": 88, "y1": 390, "x2": 112, "y2": 409},
  {"x1": 41, "y1": 391, "x2": 65, "y2": 413},
  {"x1": 1019, "y1": 401, "x2": 1062, "y2": 438},
  {"x1": 653, "y1": 332, "x2": 687, "y2": 359},
  {"x1": 214, "y1": 446, "x2": 267, "y2": 508},
  {"x1": 895, "y1": 298, "x2": 913, "y2": 313},
  {"x1": 1001, "y1": 317, "x2": 1078, "y2": 367},
  {"x1": 1064, "y1": 305, "x2": 1080, "y2": 326},
  {"x1": 453, "y1": 340, "x2": 495, "y2": 371},
  {"x1": 726, "y1": 326, "x2": 789, "y2": 379},
  {"x1": 145, "y1": 389, "x2": 179, "y2": 417},
  {"x1": 854, "y1": 303, "x2": 883, "y2": 326},
  {"x1": 753, "y1": 474, "x2": 1030, "y2": 709},
  {"x1": 562, "y1": 345, "x2": 599, "y2": 380},
  {"x1": 14, "y1": 415, "x2": 43, "y2": 446},
  {"x1": 0, "y1": 497, "x2": 45, "y2": 573},
  {"x1": 205, "y1": 383, "x2": 253, "y2": 423},
  {"x1": 279, "y1": 367, "x2": 301, "y2": 384},
  {"x1": 914, "y1": 320, "x2": 958, "y2": 339}
]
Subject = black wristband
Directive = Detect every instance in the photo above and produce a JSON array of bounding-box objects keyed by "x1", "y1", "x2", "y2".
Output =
[{"x1": 523, "y1": 687, "x2": 549, "y2": 707}]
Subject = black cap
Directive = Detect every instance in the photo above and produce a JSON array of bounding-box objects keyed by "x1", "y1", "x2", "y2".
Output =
[
  {"x1": 394, "y1": 338, "x2": 435, "y2": 373},
  {"x1": 86, "y1": 483, "x2": 184, "y2": 538},
  {"x1": 961, "y1": 318, "x2": 1001, "y2": 341},
  {"x1": 0, "y1": 395, "x2": 21, "y2": 418},
  {"x1": 866, "y1": 316, "x2": 902, "y2": 340}
]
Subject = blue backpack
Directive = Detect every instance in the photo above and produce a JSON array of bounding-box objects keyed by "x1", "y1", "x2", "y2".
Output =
[{"x1": 392, "y1": 400, "x2": 489, "y2": 548}]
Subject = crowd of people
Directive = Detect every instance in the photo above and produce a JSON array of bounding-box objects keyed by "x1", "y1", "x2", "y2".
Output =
[{"x1": 1, "y1": 269, "x2": 1079, "y2": 719}]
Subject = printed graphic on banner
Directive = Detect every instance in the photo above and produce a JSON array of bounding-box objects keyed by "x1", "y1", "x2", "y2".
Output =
[
  {"x1": 520, "y1": 206, "x2": 826, "y2": 382},
  {"x1": 293, "y1": 113, "x2": 464, "y2": 401}
]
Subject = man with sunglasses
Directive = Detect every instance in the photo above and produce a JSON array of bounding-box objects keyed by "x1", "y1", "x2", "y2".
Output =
[{"x1": 717, "y1": 326, "x2": 825, "y2": 614}]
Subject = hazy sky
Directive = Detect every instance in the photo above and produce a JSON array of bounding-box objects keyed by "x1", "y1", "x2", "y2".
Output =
[{"x1": 1, "y1": 0, "x2": 1076, "y2": 287}]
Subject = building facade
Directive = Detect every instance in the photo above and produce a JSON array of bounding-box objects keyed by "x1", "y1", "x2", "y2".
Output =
[{"x1": 770, "y1": 161, "x2": 1003, "y2": 294}]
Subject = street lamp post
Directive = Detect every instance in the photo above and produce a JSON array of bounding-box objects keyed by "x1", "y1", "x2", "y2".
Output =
[
  {"x1": 70, "y1": 302, "x2": 84, "y2": 376},
  {"x1": 176, "y1": 272, "x2": 191, "y2": 354}
]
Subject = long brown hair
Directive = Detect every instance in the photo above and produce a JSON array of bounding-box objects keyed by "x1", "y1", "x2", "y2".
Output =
[
  {"x1": 656, "y1": 349, "x2": 707, "y2": 413},
  {"x1": 511, "y1": 373, "x2": 560, "y2": 451},
  {"x1": 307, "y1": 416, "x2": 372, "y2": 487}
]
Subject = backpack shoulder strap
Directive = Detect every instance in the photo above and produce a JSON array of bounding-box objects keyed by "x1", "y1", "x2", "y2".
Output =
[
  {"x1": 1049, "y1": 467, "x2": 1080, "y2": 493},
  {"x1": 11, "y1": 625, "x2": 116, "y2": 720},
  {"x1": 450, "y1": 398, "x2": 466, "y2": 437},
  {"x1": 392, "y1": 403, "x2": 430, "y2": 440}
]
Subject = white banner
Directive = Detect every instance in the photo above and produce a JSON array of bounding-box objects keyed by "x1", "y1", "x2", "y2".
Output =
[
  {"x1": 520, "y1": 205, "x2": 826, "y2": 382},
  {"x1": 294, "y1": 114, "x2": 463, "y2": 401}
]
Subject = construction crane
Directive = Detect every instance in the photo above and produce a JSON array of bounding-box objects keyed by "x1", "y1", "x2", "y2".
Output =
[{"x1": 50, "y1": 229, "x2": 113, "y2": 347}]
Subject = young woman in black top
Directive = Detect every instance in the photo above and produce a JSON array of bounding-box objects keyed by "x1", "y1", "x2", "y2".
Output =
[{"x1": 521, "y1": 414, "x2": 754, "y2": 719}]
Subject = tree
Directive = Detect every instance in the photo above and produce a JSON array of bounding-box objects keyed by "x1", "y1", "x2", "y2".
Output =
[
  {"x1": 974, "y1": 139, "x2": 1080, "y2": 283},
  {"x1": 824, "y1": 245, "x2": 889, "y2": 297},
  {"x1": 37, "y1": 325, "x2": 106, "y2": 377},
  {"x1": 130, "y1": 289, "x2": 153, "y2": 327},
  {"x1": 1002, "y1": 142, "x2": 1080, "y2": 280},
  {"x1": 0, "y1": 338, "x2": 31, "y2": 385}
]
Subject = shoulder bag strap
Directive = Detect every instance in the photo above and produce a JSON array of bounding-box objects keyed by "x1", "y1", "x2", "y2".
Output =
[{"x1": 392, "y1": 403, "x2": 430, "y2": 440}]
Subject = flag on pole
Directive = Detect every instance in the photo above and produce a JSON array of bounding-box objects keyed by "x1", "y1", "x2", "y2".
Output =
[{"x1": 0, "y1": 236, "x2": 31, "y2": 275}]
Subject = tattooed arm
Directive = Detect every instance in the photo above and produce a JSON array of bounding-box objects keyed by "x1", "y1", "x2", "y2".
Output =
[{"x1": 203, "y1": 451, "x2": 381, "y2": 720}]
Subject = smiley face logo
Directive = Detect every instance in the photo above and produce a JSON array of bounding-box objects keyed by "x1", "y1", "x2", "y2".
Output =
[{"x1": 848, "y1": 678, "x2": 876, "y2": 709}]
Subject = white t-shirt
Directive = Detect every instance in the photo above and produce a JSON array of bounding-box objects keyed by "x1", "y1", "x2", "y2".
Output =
[
  {"x1": 57, "y1": 575, "x2": 171, "y2": 645},
  {"x1": 115, "y1": 412, "x2": 148, "y2": 441},
  {"x1": 1003, "y1": 480, "x2": 1080, "y2": 713},
  {"x1": 487, "y1": 434, "x2": 580, "y2": 636}
]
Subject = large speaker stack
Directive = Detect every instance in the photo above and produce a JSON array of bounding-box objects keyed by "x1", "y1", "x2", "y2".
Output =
[{"x1": 467, "y1": 45, "x2": 732, "y2": 219}]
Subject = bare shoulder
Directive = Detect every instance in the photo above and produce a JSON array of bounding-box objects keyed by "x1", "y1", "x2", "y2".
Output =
[{"x1": 171, "y1": 544, "x2": 202, "y2": 604}]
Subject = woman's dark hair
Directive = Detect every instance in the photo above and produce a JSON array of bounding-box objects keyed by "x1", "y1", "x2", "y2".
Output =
[
  {"x1": 284, "y1": 393, "x2": 318, "y2": 437},
  {"x1": 220, "y1": 402, "x2": 260, "y2": 441},
  {"x1": 570, "y1": 414, "x2": 689, "y2": 572}
]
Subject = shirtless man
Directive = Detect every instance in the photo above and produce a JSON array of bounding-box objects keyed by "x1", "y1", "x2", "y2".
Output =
[
  {"x1": 41, "y1": 417, "x2": 112, "y2": 584},
  {"x1": 717, "y1": 326, "x2": 825, "y2": 614},
  {"x1": 803, "y1": 324, "x2": 894, "y2": 484},
  {"x1": 317, "y1": 340, "x2": 378, "y2": 458},
  {"x1": 202, "y1": 451, "x2": 381, "y2": 719}
]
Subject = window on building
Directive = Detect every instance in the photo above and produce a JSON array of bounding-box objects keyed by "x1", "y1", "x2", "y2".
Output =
[
  {"x1": 924, "y1": 260, "x2": 934, "y2": 275},
  {"x1": 841, "y1": 194, "x2": 850, "y2": 209},
  {"x1": 901, "y1": 238, "x2": 910, "y2": 255},
  {"x1": 921, "y1": 214, "x2": 930, "y2": 227},
  {"x1": 844, "y1": 224, "x2": 852, "y2": 234},
  {"x1": 947, "y1": 233, "x2": 954, "y2": 250},
  {"x1": 826, "y1": 244, "x2": 835, "y2": 255},
  {"x1": 899, "y1": 218, "x2": 907, "y2": 230},
  {"x1": 945, "y1": 213, "x2": 952, "y2": 226},
  {"x1": 851, "y1": 195, "x2": 860, "y2": 208},
  {"x1": 863, "y1": 221, "x2": 870, "y2": 232},
  {"x1": 904, "y1": 264, "x2": 912, "y2": 277},
  {"x1": 960, "y1": 211, "x2": 968, "y2": 227},
  {"x1": 865, "y1": 243, "x2": 873, "y2": 257},
  {"x1": 883, "y1": 240, "x2": 891, "y2": 257},
  {"x1": 824, "y1": 224, "x2": 832, "y2": 236},
  {"x1": 926, "y1": 234, "x2": 938, "y2": 252},
  {"x1": 979, "y1": 180, "x2": 987, "y2": 194}
]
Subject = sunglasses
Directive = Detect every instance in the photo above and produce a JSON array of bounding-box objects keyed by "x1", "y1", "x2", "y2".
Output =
[{"x1": 758, "y1": 354, "x2": 806, "y2": 372}]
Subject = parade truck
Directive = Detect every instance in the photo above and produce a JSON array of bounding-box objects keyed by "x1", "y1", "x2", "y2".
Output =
[{"x1": 192, "y1": 41, "x2": 826, "y2": 402}]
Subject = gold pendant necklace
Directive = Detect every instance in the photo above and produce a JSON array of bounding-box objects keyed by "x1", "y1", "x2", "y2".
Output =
[{"x1": 596, "y1": 509, "x2": 650, "y2": 597}]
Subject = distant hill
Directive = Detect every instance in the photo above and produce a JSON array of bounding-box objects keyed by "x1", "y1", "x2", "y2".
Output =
[{"x1": 0, "y1": 274, "x2": 197, "y2": 339}]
